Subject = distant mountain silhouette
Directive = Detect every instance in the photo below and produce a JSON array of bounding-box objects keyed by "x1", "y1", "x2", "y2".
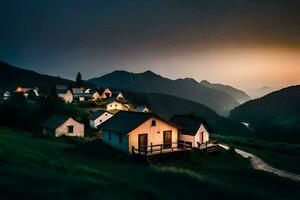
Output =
[
  {"x1": 200, "y1": 80, "x2": 251, "y2": 104},
  {"x1": 248, "y1": 86, "x2": 279, "y2": 99},
  {"x1": 89, "y1": 70, "x2": 240, "y2": 116},
  {"x1": 230, "y1": 85, "x2": 300, "y2": 143},
  {"x1": 0, "y1": 61, "x2": 74, "y2": 92},
  {"x1": 123, "y1": 91, "x2": 248, "y2": 136}
]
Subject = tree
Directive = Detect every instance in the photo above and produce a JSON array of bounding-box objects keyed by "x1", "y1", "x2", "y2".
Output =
[{"x1": 75, "y1": 72, "x2": 83, "y2": 87}]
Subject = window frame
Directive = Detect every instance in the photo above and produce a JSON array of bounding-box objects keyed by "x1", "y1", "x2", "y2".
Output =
[
  {"x1": 67, "y1": 125, "x2": 74, "y2": 133},
  {"x1": 151, "y1": 120, "x2": 156, "y2": 127}
]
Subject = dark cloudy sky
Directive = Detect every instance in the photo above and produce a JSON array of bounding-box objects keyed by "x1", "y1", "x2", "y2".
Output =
[{"x1": 0, "y1": 0, "x2": 299, "y2": 91}]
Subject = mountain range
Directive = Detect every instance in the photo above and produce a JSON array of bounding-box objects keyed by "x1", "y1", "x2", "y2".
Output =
[
  {"x1": 122, "y1": 91, "x2": 249, "y2": 136},
  {"x1": 230, "y1": 85, "x2": 300, "y2": 143},
  {"x1": 0, "y1": 61, "x2": 73, "y2": 92},
  {"x1": 0, "y1": 60, "x2": 250, "y2": 136},
  {"x1": 248, "y1": 86, "x2": 279, "y2": 99},
  {"x1": 1, "y1": 60, "x2": 299, "y2": 142},
  {"x1": 89, "y1": 70, "x2": 250, "y2": 116},
  {"x1": 200, "y1": 80, "x2": 251, "y2": 104}
]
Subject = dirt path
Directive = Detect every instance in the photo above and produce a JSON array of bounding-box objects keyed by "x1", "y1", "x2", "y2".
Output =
[{"x1": 219, "y1": 144, "x2": 300, "y2": 182}]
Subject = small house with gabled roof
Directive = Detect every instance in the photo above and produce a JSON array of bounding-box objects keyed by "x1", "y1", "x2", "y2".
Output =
[
  {"x1": 99, "y1": 111, "x2": 183, "y2": 155},
  {"x1": 99, "y1": 88, "x2": 112, "y2": 99},
  {"x1": 169, "y1": 114, "x2": 211, "y2": 147},
  {"x1": 106, "y1": 99, "x2": 130, "y2": 111},
  {"x1": 42, "y1": 115, "x2": 84, "y2": 137},
  {"x1": 89, "y1": 110, "x2": 114, "y2": 129},
  {"x1": 57, "y1": 88, "x2": 73, "y2": 103},
  {"x1": 133, "y1": 105, "x2": 150, "y2": 113}
]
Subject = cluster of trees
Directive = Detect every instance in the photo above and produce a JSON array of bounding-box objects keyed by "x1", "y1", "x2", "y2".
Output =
[{"x1": 0, "y1": 93, "x2": 88, "y2": 134}]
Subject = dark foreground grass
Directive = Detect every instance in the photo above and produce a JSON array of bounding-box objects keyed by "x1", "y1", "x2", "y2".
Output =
[
  {"x1": 0, "y1": 127, "x2": 299, "y2": 200},
  {"x1": 215, "y1": 134, "x2": 300, "y2": 174}
]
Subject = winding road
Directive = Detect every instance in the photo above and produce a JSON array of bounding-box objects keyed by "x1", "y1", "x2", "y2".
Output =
[{"x1": 219, "y1": 144, "x2": 300, "y2": 182}]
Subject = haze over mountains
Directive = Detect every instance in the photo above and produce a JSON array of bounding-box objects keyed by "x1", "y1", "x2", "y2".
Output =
[
  {"x1": 200, "y1": 80, "x2": 251, "y2": 104},
  {"x1": 89, "y1": 70, "x2": 250, "y2": 115},
  {"x1": 248, "y1": 86, "x2": 279, "y2": 99}
]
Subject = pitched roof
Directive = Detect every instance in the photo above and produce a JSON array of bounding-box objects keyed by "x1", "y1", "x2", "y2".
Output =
[
  {"x1": 89, "y1": 110, "x2": 113, "y2": 121},
  {"x1": 72, "y1": 88, "x2": 84, "y2": 94},
  {"x1": 133, "y1": 106, "x2": 149, "y2": 112},
  {"x1": 42, "y1": 115, "x2": 71, "y2": 130},
  {"x1": 56, "y1": 85, "x2": 68, "y2": 90},
  {"x1": 56, "y1": 88, "x2": 70, "y2": 94},
  {"x1": 73, "y1": 93, "x2": 93, "y2": 98},
  {"x1": 99, "y1": 111, "x2": 177, "y2": 135},
  {"x1": 169, "y1": 114, "x2": 212, "y2": 136}
]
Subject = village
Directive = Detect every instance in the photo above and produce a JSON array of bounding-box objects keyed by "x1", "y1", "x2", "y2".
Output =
[{"x1": 1, "y1": 83, "x2": 218, "y2": 164}]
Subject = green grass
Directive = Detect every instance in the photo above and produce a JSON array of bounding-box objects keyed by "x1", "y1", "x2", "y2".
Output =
[
  {"x1": 0, "y1": 127, "x2": 299, "y2": 200},
  {"x1": 215, "y1": 134, "x2": 300, "y2": 174}
]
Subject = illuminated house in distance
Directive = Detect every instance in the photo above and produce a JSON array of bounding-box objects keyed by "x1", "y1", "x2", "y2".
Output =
[{"x1": 42, "y1": 115, "x2": 84, "y2": 137}]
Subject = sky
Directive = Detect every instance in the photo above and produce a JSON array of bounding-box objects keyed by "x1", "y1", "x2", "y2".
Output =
[{"x1": 0, "y1": 0, "x2": 299, "y2": 92}]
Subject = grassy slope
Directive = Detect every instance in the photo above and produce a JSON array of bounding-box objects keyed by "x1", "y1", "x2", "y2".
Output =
[
  {"x1": 215, "y1": 135, "x2": 300, "y2": 174},
  {"x1": 0, "y1": 127, "x2": 299, "y2": 200}
]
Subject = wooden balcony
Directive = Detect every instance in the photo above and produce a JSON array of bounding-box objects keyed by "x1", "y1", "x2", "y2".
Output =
[
  {"x1": 132, "y1": 141, "x2": 192, "y2": 157},
  {"x1": 198, "y1": 140, "x2": 219, "y2": 153}
]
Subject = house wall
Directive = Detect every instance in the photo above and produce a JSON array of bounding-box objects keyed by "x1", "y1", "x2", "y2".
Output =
[
  {"x1": 143, "y1": 107, "x2": 150, "y2": 112},
  {"x1": 117, "y1": 92, "x2": 124, "y2": 99},
  {"x1": 92, "y1": 92, "x2": 101, "y2": 101},
  {"x1": 106, "y1": 101, "x2": 129, "y2": 111},
  {"x1": 55, "y1": 118, "x2": 84, "y2": 137},
  {"x1": 128, "y1": 117, "x2": 178, "y2": 154},
  {"x1": 197, "y1": 124, "x2": 209, "y2": 144},
  {"x1": 179, "y1": 124, "x2": 210, "y2": 147},
  {"x1": 101, "y1": 88, "x2": 112, "y2": 99},
  {"x1": 90, "y1": 112, "x2": 114, "y2": 129},
  {"x1": 102, "y1": 130, "x2": 129, "y2": 153},
  {"x1": 178, "y1": 134, "x2": 194, "y2": 146},
  {"x1": 79, "y1": 96, "x2": 85, "y2": 101},
  {"x1": 58, "y1": 90, "x2": 73, "y2": 103}
]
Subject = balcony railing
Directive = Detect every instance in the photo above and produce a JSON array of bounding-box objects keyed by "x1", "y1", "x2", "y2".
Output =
[{"x1": 132, "y1": 141, "x2": 192, "y2": 156}]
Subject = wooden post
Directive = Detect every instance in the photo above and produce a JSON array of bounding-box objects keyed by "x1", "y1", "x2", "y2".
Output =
[
  {"x1": 183, "y1": 141, "x2": 186, "y2": 150},
  {"x1": 138, "y1": 146, "x2": 141, "y2": 155},
  {"x1": 160, "y1": 144, "x2": 162, "y2": 153},
  {"x1": 145, "y1": 146, "x2": 147, "y2": 156},
  {"x1": 151, "y1": 142, "x2": 153, "y2": 153},
  {"x1": 132, "y1": 146, "x2": 135, "y2": 158}
]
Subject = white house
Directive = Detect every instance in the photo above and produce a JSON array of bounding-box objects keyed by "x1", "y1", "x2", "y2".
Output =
[
  {"x1": 91, "y1": 91, "x2": 101, "y2": 101},
  {"x1": 169, "y1": 114, "x2": 211, "y2": 148},
  {"x1": 89, "y1": 110, "x2": 114, "y2": 129},
  {"x1": 100, "y1": 88, "x2": 112, "y2": 99},
  {"x1": 106, "y1": 100, "x2": 130, "y2": 111},
  {"x1": 117, "y1": 92, "x2": 124, "y2": 100},
  {"x1": 84, "y1": 88, "x2": 91, "y2": 93},
  {"x1": 42, "y1": 115, "x2": 84, "y2": 137},
  {"x1": 3, "y1": 91, "x2": 10, "y2": 100},
  {"x1": 100, "y1": 111, "x2": 180, "y2": 155},
  {"x1": 133, "y1": 106, "x2": 150, "y2": 113},
  {"x1": 57, "y1": 88, "x2": 73, "y2": 103}
]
